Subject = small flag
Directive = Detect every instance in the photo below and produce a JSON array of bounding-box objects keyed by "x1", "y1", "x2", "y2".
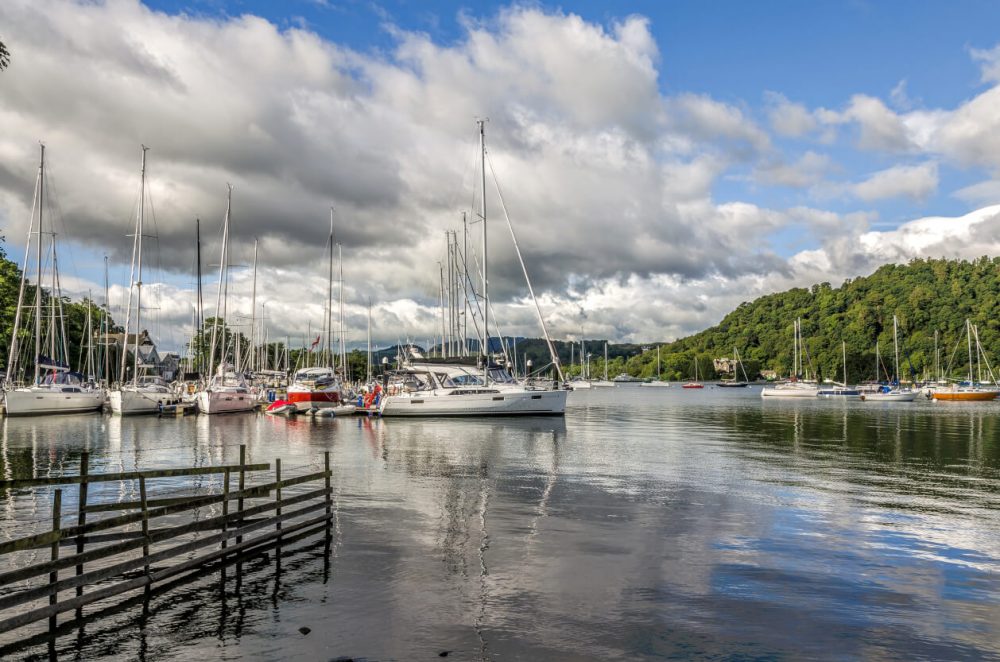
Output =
[{"x1": 309, "y1": 335, "x2": 321, "y2": 350}]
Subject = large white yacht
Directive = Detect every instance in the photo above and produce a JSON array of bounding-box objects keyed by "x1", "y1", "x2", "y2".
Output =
[
  {"x1": 4, "y1": 371, "x2": 105, "y2": 416},
  {"x1": 110, "y1": 375, "x2": 182, "y2": 415},
  {"x1": 379, "y1": 361, "x2": 566, "y2": 417},
  {"x1": 197, "y1": 363, "x2": 254, "y2": 414}
]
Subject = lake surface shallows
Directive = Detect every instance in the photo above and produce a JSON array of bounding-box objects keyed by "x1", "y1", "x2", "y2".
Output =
[{"x1": 1, "y1": 387, "x2": 999, "y2": 660}]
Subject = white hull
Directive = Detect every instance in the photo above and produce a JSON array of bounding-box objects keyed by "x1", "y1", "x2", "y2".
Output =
[
  {"x1": 590, "y1": 380, "x2": 615, "y2": 388},
  {"x1": 568, "y1": 380, "x2": 592, "y2": 389},
  {"x1": 760, "y1": 385, "x2": 819, "y2": 398},
  {"x1": 640, "y1": 381, "x2": 671, "y2": 388},
  {"x1": 4, "y1": 388, "x2": 105, "y2": 416},
  {"x1": 197, "y1": 389, "x2": 255, "y2": 414},
  {"x1": 380, "y1": 388, "x2": 567, "y2": 417},
  {"x1": 110, "y1": 388, "x2": 182, "y2": 415},
  {"x1": 864, "y1": 391, "x2": 918, "y2": 402}
]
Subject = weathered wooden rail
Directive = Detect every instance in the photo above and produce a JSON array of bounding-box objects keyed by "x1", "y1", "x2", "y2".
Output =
[{"x1": 0, "y1": 445, "x2": 332, "y2": 638}]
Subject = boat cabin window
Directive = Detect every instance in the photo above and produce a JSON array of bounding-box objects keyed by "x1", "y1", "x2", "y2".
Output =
[
  {"x1": 451, "y1": 374, "x2": 484, "y2": 386},
  {"x1": 434, "y1": 373, "x2": 456, "y2": 388}
]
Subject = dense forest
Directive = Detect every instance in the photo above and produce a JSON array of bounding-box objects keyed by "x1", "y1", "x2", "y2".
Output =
[{"x1": 606, "y1": 257, "x2": 1000, "y2": 383}]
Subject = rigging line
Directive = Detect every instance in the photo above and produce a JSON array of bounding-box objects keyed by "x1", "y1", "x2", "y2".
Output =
[{"x1": 485, "y1": 151, "x2": 564, "y2": 382}]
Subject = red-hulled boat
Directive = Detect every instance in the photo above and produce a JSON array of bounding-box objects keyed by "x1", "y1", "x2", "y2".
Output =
[{"x1": 286, "y1": 367, "x2": 349, "y2": 411}]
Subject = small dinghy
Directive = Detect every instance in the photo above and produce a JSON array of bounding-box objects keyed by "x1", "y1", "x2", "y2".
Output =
[{"x1": 265, "y1": 400, "x2": 298, "y2": 416}]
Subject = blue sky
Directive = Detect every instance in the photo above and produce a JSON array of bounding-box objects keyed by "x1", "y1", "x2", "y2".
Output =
[
  {"x1": 139, "y1": 0, "x2": 1000, "y2": 226},
  {"x1": 3, "y1": 0, "x2": 1000, "y2": 348}
]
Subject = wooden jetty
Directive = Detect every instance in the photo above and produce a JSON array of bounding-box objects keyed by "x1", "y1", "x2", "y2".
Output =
[{"x1": 0, "y1": 445, "x2": 333, "y2": 641}]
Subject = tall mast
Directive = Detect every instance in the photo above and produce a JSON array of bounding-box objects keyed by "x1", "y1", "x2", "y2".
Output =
[
  {"x1": 326, "y1": 209, "x2": 334, "y2": 368},
  {"x1": 462, "y1": 212, "x2": 469, "y2": 355},
  {"x1": 208, "y1": 185, "x2": 232, "y2": 375},
  {"x1": 132, "y1": 145, "x2": 149, "y2": 386},
  {"x1": 196, "y1": 218, "x2": 202, "y2": 374},
  {"x1": 103, "y1": 256, "x2": 110, "y2": 385},
  {"x1": 34, "y1": 144, "x2": 44, "y2": 384},
  {"x1": 478, "y1": 119, "x2": 489, "y2": 383},
  {"x1": 967, "y1": 318, "x2": 973, "y2": 384},
  {"x1": 439, "y1": 261, "x2": 446, "y2": 358},
  {"x1": 842, "y1": 340, "x2": 847, "y2": 386},
  {"x1": 892, "y1": 314, "x2": 900, "y2": 385},
  {"x1": 604, "y1": 341, "x2": 608, "y2": 381},
  {"x1": 249, "y1": 238, "x2": 258, "y2": 373},
  {"x1": 338, "y1": 240, "x2": 345, "y2": 377},
  {"x1": 366, "y1": 298, "x2": 372, "y2": 382}
]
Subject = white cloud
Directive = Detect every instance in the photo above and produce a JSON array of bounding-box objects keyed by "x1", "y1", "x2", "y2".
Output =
[
  {"x1": 853, "y1": 162, "x2": 938, "y2": 202},
  {"x1": 764, "y1": 92, "x2": 817, "y2": 137},
  {"x1": 822, "y1": 94, "x2": 914, "y2": 152},
  {"x1": 754, "y1": 151, "x2": 832, "y2": 188}
]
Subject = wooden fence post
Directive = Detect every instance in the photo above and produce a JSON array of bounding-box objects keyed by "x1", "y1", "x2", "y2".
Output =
[
  {"x1": 275, "y1": 458, "x2": 282, "y2": 537},
  {"x1": 221, "y1": 469, "x2": 230, "y2": 554},
  {"x1": 237, "y1": 445, "x2": 246, "y2": 546},
  {"x1": 75, "y1": 452, "x2": 88, "y2": 619},
  {"x1": 324, "y1": 452, "x2": 331, "y2": 517},
  {"x1": 49, "y1": 489, "x2": 62, "y2": 633},
  {"x1": 139, "y1": 477, "x2": 150, "y2": 575}
]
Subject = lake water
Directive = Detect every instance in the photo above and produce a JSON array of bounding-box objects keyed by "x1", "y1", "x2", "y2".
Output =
[{"x1": 2, "y1": 386, "x2": 1000, "y2": 660}]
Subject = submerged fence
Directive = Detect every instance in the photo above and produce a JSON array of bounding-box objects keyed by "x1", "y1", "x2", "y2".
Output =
[{"x1": 0, "y1": 445, "x2": 332, "y2": 638}]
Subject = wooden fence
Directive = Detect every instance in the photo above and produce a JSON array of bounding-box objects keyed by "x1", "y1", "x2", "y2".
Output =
[{"x1": 0, "y1": 445, "x2": 332, "y2": 638}]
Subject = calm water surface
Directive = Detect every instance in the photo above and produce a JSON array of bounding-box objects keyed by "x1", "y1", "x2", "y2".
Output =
[{"x1": 2, "y1": 386, "x2": 1000, "y2": 660}]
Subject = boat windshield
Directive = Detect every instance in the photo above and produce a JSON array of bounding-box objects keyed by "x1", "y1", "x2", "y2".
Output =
[{"x1": 40, "y1": 371, "x2": 85, "y2": 386}]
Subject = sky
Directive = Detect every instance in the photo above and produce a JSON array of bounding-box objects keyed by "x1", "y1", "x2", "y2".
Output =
[{"x1": 2, "y1": 0, "x2": 1000, "y2": 353}]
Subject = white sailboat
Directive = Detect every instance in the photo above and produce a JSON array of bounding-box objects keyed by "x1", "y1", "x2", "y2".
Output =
[
  {"x1": 380, "y1": 121, "x2": 566, "y2": 417},
  {"x1": 196, "y1": 185, "x2": 254, "y2": 414},
  {"x1": 761, "y1": 319, "x2": 819, "y2": 398},
  {"x1": 590, "y1": 342, "x2": 615, "y2": 387},
  {"x1": 109, "y1": 146, "x2": 182, "y2": 415},
  {"x1": 3, "y1": 144, "x2": 105, "y2": 416},
  {"x1": 641, "y1": 346, "x2": 671, "y2": 387},
  {"x1": 816, "y1": 341, "x2": 863, "y2": 399},
  {"x1": 864, "y1": 315, "x2": 917, "y2": 402}
]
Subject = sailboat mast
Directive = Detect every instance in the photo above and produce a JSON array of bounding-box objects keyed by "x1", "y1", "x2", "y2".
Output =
[
  {"x1": 893, "y1": 315, "x2": 900, "y2": 384},
  {"x1": 338, "y1": 241, "x2": 346, "y2": 378},
  {"x1": 479, "y1": 119, "x2": 489, "y2": 383},
  {"x1": 326, "y1": 210, "x2": 334, "y2": 368},
  {"x1": 462, "y1": 212, "x2": 469, "y2": 355},
  {"x1": 842, "y1": 340, "x2": 847, "y2": 386},
  {"x1": 604, "y1": 341, "x2": 608, "y2": 381},
  {"x1": 103, "y1": 256, "x2": 110, "y2": 385},
  {"x1": 132, "y1": 145, "x2": 149, "y2": 387},
  {"x1": 196, "y1": 218, "x2": 203, "y2": 375},
  {"x1": 208, "y1": 185, "x2": 232, "y2": 375},
  {"x1": 439, "y1": 261, "x2": 446, "y2": 358},
  {"x1": 34, "y1": 144, "x2": 44, "y2": 384},
  {"x1": 967, "y1": 319, "x2": 973, "y2": 384},
  {"x1": 366, "y1": 298, "x2": 372, "y2": 382},
  {"x1": 249, "y1": 238, "x2": 258, "y2": 373}
]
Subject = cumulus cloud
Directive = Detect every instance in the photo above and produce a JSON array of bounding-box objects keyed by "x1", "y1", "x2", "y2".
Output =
[
  {"x1": 753, "y1": 151, "x2": 832, "y2": 188},
  {"x1": 853, "y1": 162, "x2": 938, "y2": 202},
  {"x1": 764, "y1": 92, "x2": 817, "y2": 138}
]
